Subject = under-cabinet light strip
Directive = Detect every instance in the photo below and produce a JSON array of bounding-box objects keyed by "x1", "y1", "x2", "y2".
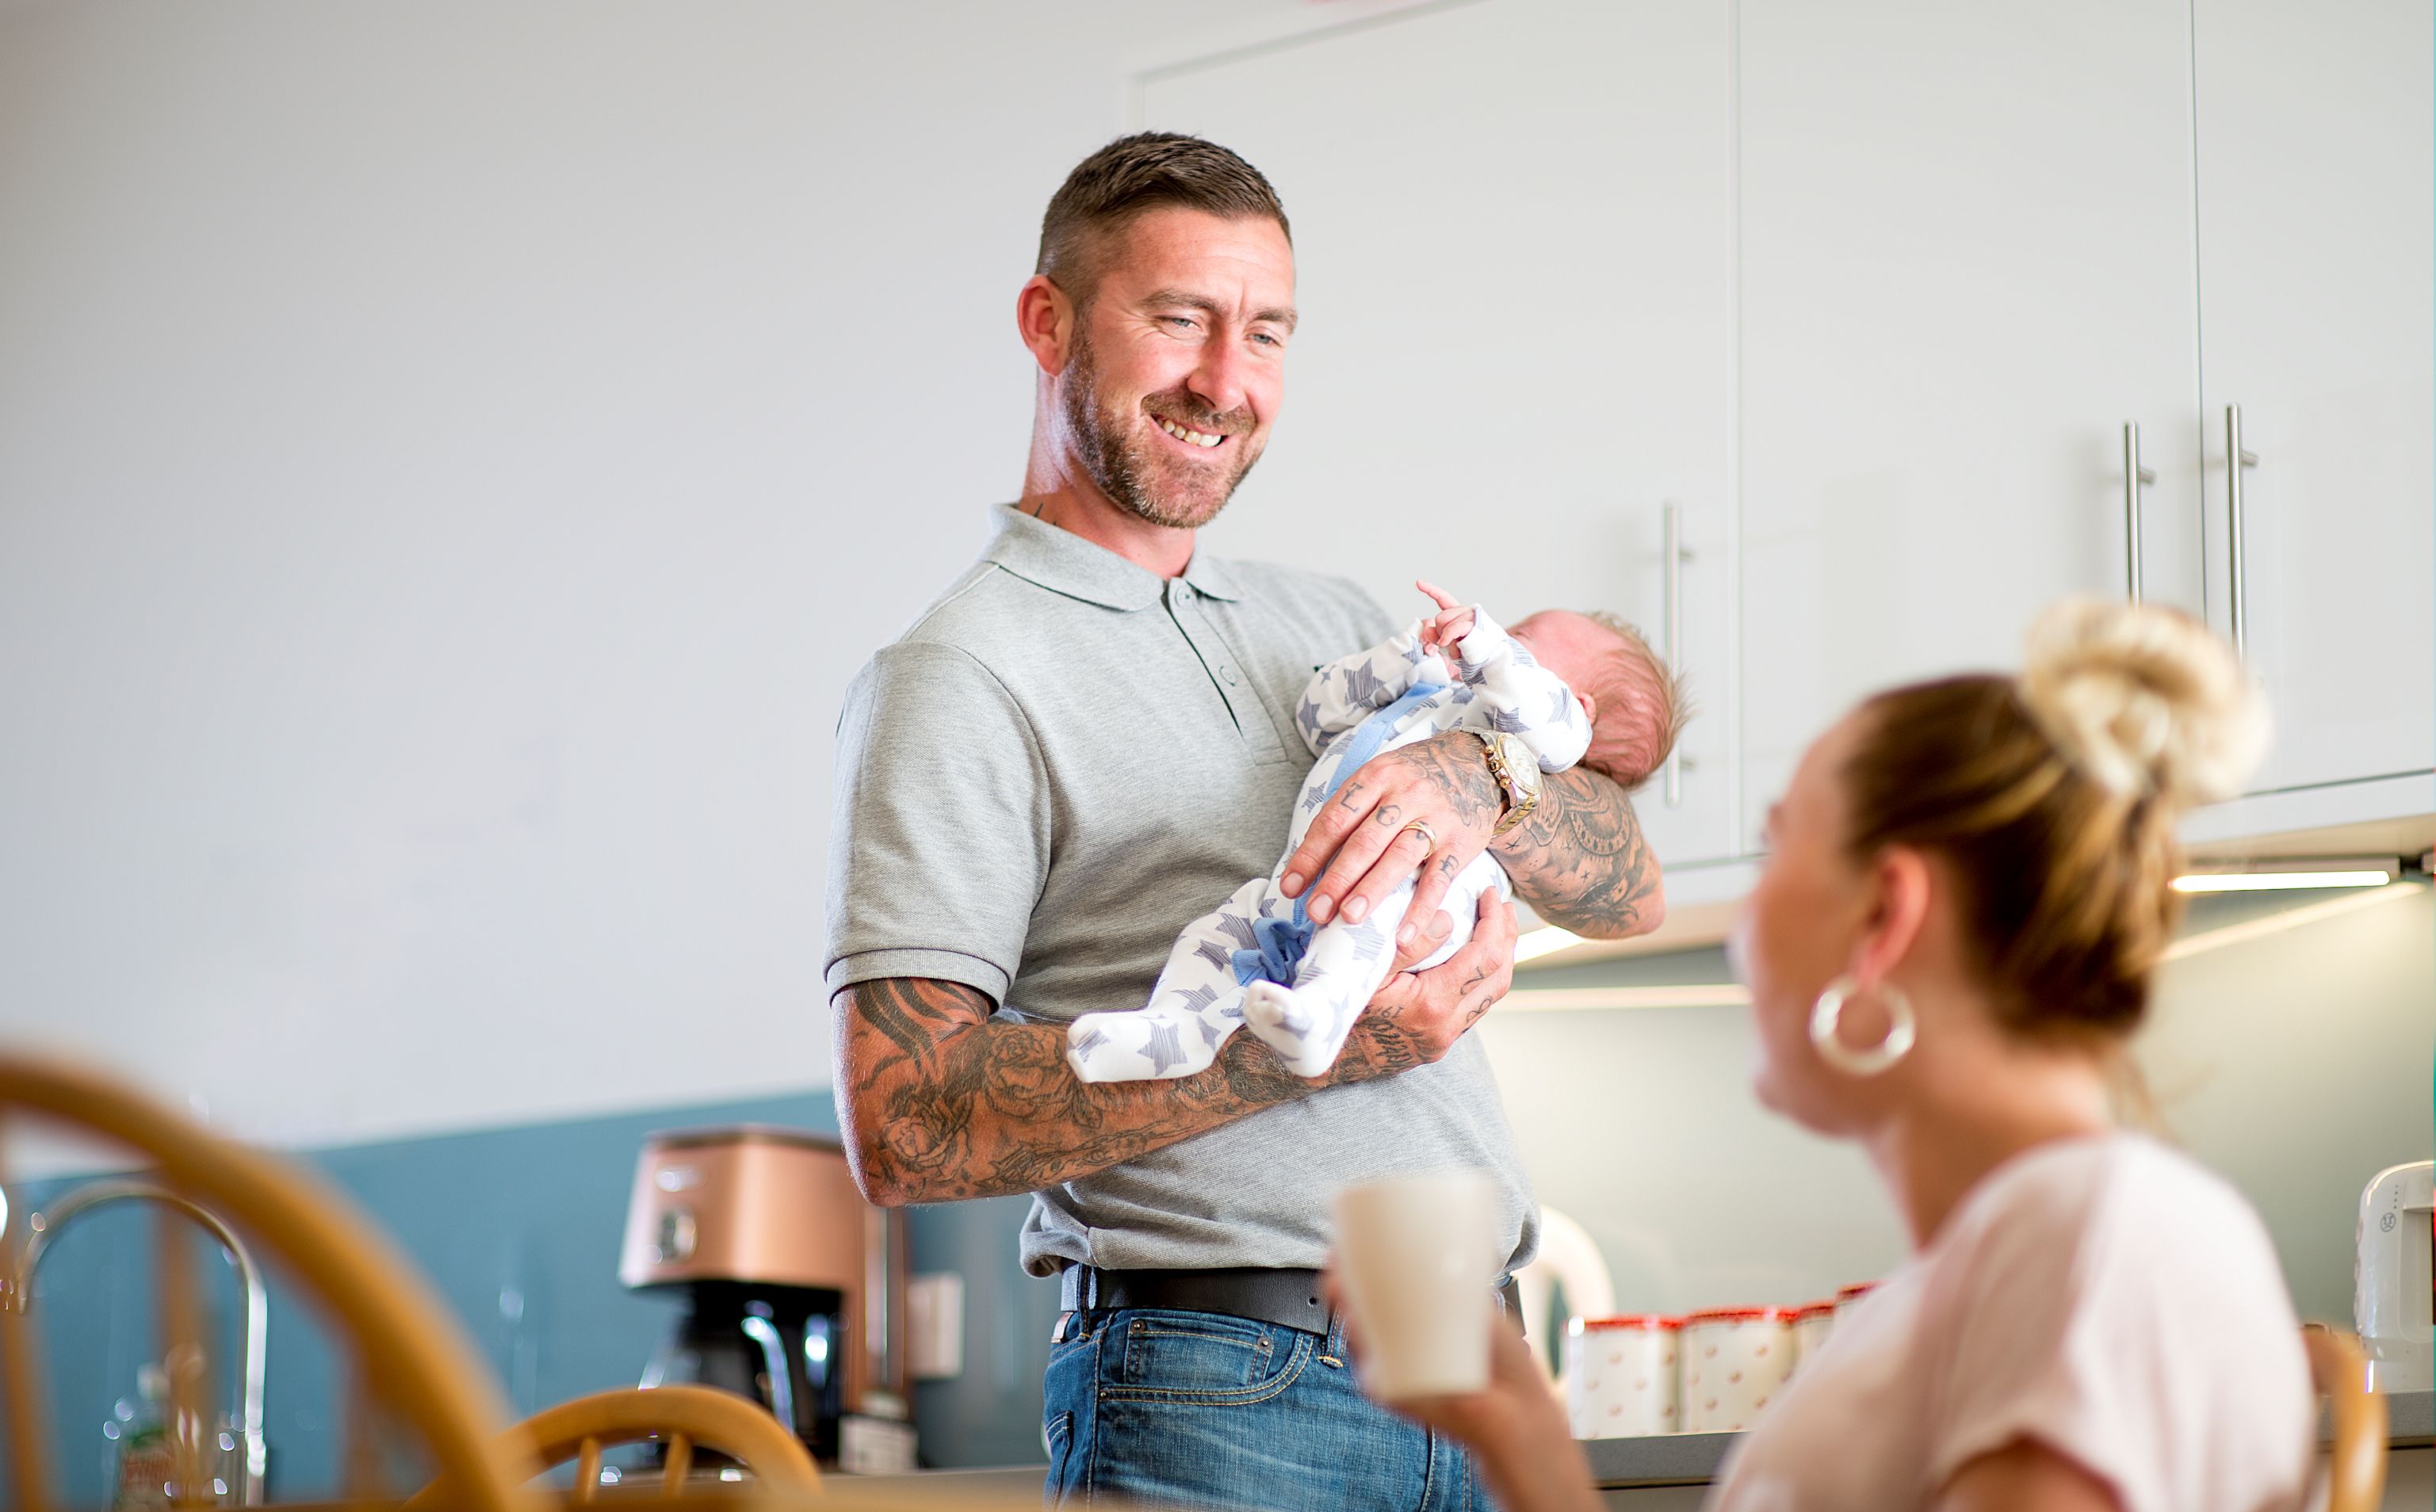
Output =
[
  {"x1": 2170, "y1": 869, "x2": 2396, "y2": 893},
  {"x1": 1503, "y1": 880, "x2": 2423, "y2": 1013},
  {"x1": 1521, "y1": 863, "x2": 2404, "y2": 968},
  {"x1": 2158, "y1": 881, "x2": 2421, "y2": 962}
]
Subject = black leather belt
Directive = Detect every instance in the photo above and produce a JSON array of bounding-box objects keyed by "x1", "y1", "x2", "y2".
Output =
[{"x1": 1056, "y1": 1264, "x2": 1524, "y2": 1341}]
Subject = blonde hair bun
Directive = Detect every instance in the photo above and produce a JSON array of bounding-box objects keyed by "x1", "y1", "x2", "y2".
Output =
[{"x1": 2017, "y1": 598, "x2": 2268, "y2": 808}]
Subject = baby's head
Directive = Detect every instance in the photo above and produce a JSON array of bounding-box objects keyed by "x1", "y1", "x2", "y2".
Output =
[{"x1": 1508, "y1": 609, "x2": 1688, "y2": 789}]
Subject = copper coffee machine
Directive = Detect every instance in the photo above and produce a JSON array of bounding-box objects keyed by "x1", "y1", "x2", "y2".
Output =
[{"x1": 618, "y1": 1126, "x2": 908, "y2": 1464}]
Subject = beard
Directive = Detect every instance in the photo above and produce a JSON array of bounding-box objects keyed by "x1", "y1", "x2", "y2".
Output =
[{"x1": 1060, "y1": 329, "x2": 1264, "y2": 530}]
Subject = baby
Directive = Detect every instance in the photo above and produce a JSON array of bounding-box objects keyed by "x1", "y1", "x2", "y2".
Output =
[{"x1": 1066, "y1": 581, "x2": 1682, "y2": 1084}]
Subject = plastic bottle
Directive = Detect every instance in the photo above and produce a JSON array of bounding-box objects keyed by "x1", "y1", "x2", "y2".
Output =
[{"x1": 109, "y1": 1364, "x2": 174, "y2": 1511}]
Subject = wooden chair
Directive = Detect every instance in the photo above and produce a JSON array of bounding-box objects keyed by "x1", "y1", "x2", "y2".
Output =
[
  {"x1": 501, "y1": 1385, "x2": 822, "y2": 1502},
  {"x1": 0, "y1": 1052, "x2": 544, "y2": 1512},
  {"x1": 2304, "y1": 1326, "x2": 2388, "y2": 1512}
]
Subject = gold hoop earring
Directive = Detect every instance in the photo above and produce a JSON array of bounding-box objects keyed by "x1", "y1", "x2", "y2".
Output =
[{"x1": 1808, "y1": 974, "x2": 1916, "y2": 1076}]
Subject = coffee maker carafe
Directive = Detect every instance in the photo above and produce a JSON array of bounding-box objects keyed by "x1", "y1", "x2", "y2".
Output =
[{"x1": 618, "y1": 1126, "x2": 908, "y2": 1463}]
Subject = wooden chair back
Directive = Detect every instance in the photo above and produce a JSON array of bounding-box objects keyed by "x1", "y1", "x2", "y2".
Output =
[
  {"x1": 2305, "y1": 1326, "x2": 2388, "y2": 1512},
  {"x1": 0, "y1": 1052, "x2": 542, "y2": 1512},
  {"x1": 505, "y1": 1385, "x2": 821, "y2": 1502}
]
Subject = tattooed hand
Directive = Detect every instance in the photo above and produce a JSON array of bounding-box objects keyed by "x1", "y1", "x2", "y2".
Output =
[
  {"x1": 1279, "y1": 735, "x2": 1665, "y2": 947},
  {"x1": 1337, "y1": 891, "x2": 1519, "y2": 1076},
  {"x1": 1278, "y1": 731, "x2": 1505, "y2": 945}
]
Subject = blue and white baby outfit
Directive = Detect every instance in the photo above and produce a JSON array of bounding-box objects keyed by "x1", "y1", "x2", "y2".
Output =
[{"x1": 1065, "y1": 606, "x2": 1591, "y2": 1082}]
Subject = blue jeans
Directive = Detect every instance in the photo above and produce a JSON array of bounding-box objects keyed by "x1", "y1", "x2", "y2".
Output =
[{"x1": 1042, "y1": 1305, "x2": 1489, "y2": 1512}]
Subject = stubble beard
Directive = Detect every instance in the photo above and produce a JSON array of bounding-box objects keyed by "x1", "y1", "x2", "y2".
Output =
[{"x1": 1060, "y1": 329, "x2": 1263, "y2": 531}]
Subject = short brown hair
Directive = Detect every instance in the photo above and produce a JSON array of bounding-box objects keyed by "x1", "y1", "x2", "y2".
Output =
[
  {"x1": 1036, "y1": 133, "x2": 1291, "y2": 308},
  {"x1": 1838, "y1": 600, "x2": 2265, "y2": 1041}
]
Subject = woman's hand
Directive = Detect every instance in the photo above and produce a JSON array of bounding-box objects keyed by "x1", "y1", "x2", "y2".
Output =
[
  {"x1": 1325, "y1": 1272, "x2": 1604, "y2": 1512},
  {"x1": 1383, "y1": 1300, "x2": 1555, "y2": 1445}
]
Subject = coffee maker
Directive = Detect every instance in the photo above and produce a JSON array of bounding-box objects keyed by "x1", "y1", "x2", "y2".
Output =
[{"x1": 618, "y1": 1126, "x2": 908, "y2": 1464}]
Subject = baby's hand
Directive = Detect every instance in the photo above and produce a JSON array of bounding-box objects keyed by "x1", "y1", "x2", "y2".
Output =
[{"x1": 1415, "y1": 579, "x2": 1477, "y2": 656}]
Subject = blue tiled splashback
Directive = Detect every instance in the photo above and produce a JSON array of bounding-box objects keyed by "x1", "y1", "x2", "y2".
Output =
[{"x1": 6, "y1": 1092, "x2": 1054, "y2": 1504}]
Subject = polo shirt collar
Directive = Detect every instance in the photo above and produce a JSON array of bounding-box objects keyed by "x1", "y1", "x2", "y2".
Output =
[{"x1": 984, "y1": 503, "x2": 1246, "y2": 609}]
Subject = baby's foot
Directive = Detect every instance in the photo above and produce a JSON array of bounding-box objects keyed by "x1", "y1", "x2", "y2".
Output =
[
  {"x1": 1067, "y1": 1010, "x2": 1211, "y2": 1082},
  {"x1": 1242, "y1": 981, "x2": 1343, "y2": 1079}
]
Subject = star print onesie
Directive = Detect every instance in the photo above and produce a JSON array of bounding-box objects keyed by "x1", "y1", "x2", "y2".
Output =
[{"x1": 1065, "y1": 605, "x2": 1592, "y2": 1082}]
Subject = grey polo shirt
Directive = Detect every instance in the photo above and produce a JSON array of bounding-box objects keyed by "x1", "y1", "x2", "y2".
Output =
[{"x1": 826, "y1": 504, "x2": 1538, "y2": 1278}]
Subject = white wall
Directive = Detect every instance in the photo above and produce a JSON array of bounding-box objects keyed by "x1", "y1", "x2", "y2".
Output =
[{"x1": 0, "y1": 0, "x2": 1314, "y2": 1148}]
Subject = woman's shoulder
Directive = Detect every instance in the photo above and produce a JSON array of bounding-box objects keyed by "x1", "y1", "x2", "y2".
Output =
[
  {"x1": 1927, "y1": 1130, "x2": 2304, "y2": 1379},
  {"x1": 1946, "y1": 1132, "x2": 2277, "y2": 1265}
]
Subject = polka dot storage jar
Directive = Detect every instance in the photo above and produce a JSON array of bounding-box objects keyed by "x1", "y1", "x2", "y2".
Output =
[
  {"x1": 1678, "y1": 1306, "x2": 1795, "y2": 1432},
  {"x1": 1564, "y1": 1314, "x2": 1681, "y2": 1438},
  {"x1": 1834, "y1": 1279, "x2": 1880, "y2": 1319},
  {"x1": 1788, "y1": 1301, "x2": 1838, "y2": 1373}
]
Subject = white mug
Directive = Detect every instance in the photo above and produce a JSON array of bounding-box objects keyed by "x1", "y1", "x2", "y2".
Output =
[
  {"x1": 1566, "y1": 1315, "x2": 1680, "y2": 1438},
  {"x1": 1678, "y1": 1307, "x2": 1795, "y2": 1432},
  {"x1": 1333, "y1": 1169, "x2": 1500, "y2": 1400}
]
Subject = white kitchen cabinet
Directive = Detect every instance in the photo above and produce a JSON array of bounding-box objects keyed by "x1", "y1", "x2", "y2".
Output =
[
  {"x1": 1139, "y1": 0, "x2": 1742, "y2": 869},
  {"x1": 2192, "y1": 0, "x2": 2435, "y2": 801},
  {"x1": 1130, "y1": 0, "x2": 2428, "y2": 907},
  {"x1": 1734, "y1": 0, "x2": 2210, "y2": 842}
]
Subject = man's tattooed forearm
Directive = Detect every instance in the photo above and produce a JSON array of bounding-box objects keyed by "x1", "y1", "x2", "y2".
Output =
[
  {"x1": 1492, "y1": 766, "x2": 1661, "y2": 937},
  {"x1": 834, "y1": 976, "x2": 1361, "y2": 1205}
]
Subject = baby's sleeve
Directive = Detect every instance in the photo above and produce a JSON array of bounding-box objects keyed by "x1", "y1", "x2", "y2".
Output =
[
  {"x1": 1292, "y1": 622, "x2": 1436, "y2": 754},
  {"x1": 1447, "y1": 610, "x2": 1590, "y2": 772}
]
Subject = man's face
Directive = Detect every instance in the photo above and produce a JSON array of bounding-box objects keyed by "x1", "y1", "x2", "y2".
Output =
[{"x1": 1056, "y1": 208, "x2": 1296, "y2": 530}]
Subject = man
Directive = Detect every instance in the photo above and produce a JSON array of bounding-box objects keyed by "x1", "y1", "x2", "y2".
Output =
[{"x1": 826, "y1": 134, "x2": 1662, "y2": 1510}]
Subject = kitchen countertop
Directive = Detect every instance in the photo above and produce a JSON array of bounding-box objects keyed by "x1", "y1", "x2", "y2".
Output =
[
  {"x1": 1587, "y1": 1391, "x2": 2436, "y2": 1489},
  {"x1": 812, "y1": 1395, "x2": 2436, "y2": 1495}
]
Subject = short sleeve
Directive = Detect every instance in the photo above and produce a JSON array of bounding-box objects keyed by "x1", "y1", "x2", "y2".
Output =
[
  {"x1": 823, "y1": 640, "x2": 1051, "y2": 1005},
  {"x1": 1919, "y1": 1151, "x2": 2290, "y2": 1512}
]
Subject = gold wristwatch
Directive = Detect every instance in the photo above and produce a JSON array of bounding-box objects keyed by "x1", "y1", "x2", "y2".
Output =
[{"x1": 1471, "y1": 729, "x2": 1541, "y2": 838}]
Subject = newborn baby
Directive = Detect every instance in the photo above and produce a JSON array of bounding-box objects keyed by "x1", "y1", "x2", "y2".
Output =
[{"x1": 1067, "y1": 582, "x2": 1681, "y2": 1083}]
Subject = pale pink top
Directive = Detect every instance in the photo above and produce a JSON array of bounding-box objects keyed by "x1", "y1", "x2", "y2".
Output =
[{"x1": 1707, "y1": 1133, "x2": 2313, "y2": 1512}]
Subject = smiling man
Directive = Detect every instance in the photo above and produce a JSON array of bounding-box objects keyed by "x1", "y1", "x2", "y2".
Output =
[{"x1": 825, "y1": 135, "x2": 1663, "y2": 1510}]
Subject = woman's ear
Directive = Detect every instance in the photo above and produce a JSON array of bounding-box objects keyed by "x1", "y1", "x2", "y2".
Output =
[
  {"x1": 1845, "y1": 845, "x2": 1932, "y2": 992},
  {"x1": 1016, "y1": 275, "x2": 1075, "y2": 377}
]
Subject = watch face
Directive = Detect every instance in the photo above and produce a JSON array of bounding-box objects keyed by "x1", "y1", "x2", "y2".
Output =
[{"x1": 1501, "y1": 734, "x2": 1542, "y2": 799}]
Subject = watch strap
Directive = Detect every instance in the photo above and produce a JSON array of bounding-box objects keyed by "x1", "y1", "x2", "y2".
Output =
[{"x1": 1474, "y1": 729, "x2": 1537, "y2": 838}]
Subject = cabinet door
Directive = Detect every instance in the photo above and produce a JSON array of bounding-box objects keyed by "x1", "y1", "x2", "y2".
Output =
[
  {"x1": 1143, "y1": 0, "x2": 1739, "y2": 865},
  {"x1": 2194, "y1": 0, "x2": 2435, "y2": 796},
  {"x1": 1738, "y1": 1, "x2": 2205, "y2": 838}
]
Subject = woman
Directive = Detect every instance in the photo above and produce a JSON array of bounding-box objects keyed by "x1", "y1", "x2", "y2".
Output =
[{"x1": 1381, "y1": 599, "x2": 2316, "y2": 1512}]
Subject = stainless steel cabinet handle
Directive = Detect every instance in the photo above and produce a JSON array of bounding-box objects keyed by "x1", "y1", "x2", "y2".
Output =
[
  {"x1": 1662, "y1": 501, "x2": 1688, "y2": 808},
  {"x1": 2224, "y1": 405, "x2": 2258, "y2": 658},
  {"x1": 2121, "y1": 422, "x2": 2156, "y2": 602}
]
